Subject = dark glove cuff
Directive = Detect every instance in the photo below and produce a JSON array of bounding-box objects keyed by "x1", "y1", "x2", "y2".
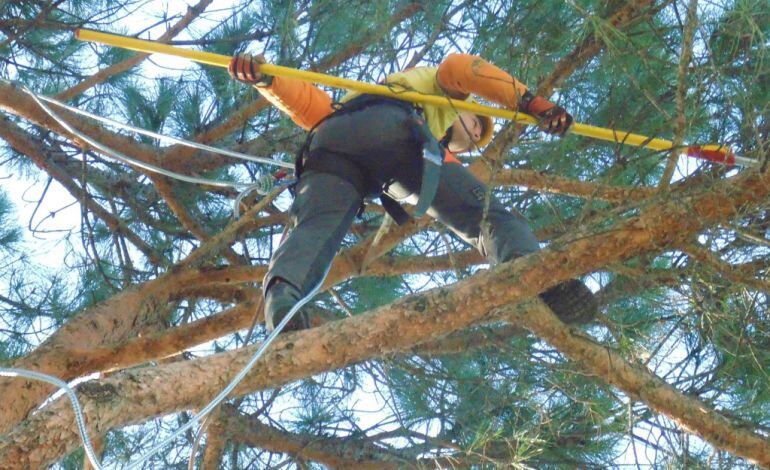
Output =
[
  {"x1": 518, "y1": 90, "x2": 536, "y2": 113},
  {"x1": 539, "y1": 105, "x2": 567, "y2": 120}
]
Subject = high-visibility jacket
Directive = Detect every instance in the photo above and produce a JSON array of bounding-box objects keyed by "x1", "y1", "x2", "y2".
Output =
[{"x1": 255, "y1": 54, "x2": 529, "y2": 156}]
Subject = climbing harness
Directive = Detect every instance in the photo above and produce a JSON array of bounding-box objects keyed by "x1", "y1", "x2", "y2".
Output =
[
  {"x1": 299, "y1": 93, "x2": 445, "y2": 224},
  {"x1": 75, "y1": 28, "x2": 757, "y2": 167},
  {"x1": 410, "y1": 112, "x2": 444, "y2": 218}
]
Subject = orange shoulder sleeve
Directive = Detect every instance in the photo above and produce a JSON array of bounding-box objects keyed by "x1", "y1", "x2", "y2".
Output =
[
  {"x1": 436, "y1": 54, "x2": 528, "y2": 110},
  {"x1": 256, "y1": 76, "x2": 333, "y2": 130}
]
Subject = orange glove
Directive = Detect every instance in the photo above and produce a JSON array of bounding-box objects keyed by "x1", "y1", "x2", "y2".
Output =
[
  {"x1": 228, "y1": 54, "x2": 272, "y2": 87},
  {"x1": 520, "y1": 91, "x2": 573, "y2": 136}
]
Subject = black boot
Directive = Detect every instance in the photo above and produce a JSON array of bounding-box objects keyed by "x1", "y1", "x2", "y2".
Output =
[
  {"x1": 539, "y1": 279, "x2": 599, "y2": 325},
  {"x1": 264, "y1": 280, "x2": 310, "y2": 333}
]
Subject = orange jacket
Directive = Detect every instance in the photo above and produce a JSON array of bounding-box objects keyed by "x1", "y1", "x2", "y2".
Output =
[{"x1": 254, "y1": 54, "x2": 530, "y2": 162}]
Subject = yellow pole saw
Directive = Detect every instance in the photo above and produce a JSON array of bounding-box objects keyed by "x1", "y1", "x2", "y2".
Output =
[{"x1": 75, "y1": 28, "x2": 754, "y2": 167}]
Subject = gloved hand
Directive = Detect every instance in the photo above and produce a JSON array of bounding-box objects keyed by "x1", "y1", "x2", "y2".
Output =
[
  {"x1": 519, "y1": 91, "x2": 573, "y2": 136},
  {"x1": 228, "y1": 53, "x2": 272, "y2": 87}
]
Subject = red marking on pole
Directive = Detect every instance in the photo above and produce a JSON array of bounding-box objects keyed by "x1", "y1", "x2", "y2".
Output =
[{"x1": 686, "y1": 146, "x2": 736, "y2": 166}]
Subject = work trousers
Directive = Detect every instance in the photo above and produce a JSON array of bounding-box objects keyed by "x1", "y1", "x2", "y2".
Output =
[{"x1": 264, "y1": 103, "x2": 541, "y2": 296}]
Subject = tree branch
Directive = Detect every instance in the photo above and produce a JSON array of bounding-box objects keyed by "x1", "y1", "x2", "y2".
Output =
[
  {"x1": 0, "y1": 114, "x2": 164, "y2": 265},
  {"x1": 218, "y1": 404, "x2": 411, "y2": 469},
  {"x1": 2, "y1": 166, "x2": 768, "y2": 467},
  {"x1": 56, "y1": 0, "x2": 216, "y2": 101}
]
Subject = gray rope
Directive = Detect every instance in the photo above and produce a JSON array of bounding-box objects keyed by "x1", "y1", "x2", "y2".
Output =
[
  {"x1": 0, "y1": 368, "x2": 103, "y2": 470},
  {"x1": 13, "y1": 81, "x2": 289, "y2": 216},
  {"x1": 33, "y1": 92, "x2": 293, "y2": 169},
  {"x1": 24, "y1": 86, "x2": 247, "y2": 190},
  {"x1": 1, "y1": 82, "x2": 322, "y2": 468},
  {"x1": 123, "y1": 263, "x2": 331, "y2": 469},
  {"x1": 0, "y1": 257, "x2": 329, "y2": 470}
]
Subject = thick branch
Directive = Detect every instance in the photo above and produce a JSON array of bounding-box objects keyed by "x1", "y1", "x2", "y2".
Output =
[
  {"x1": 0, "y1": 188, "x2": 284, "y2": 433},
  {"x1": 493, "y1": 168, "x2": 654, "y2": 203},
  {"x1": 200, "y1": 411, "x2": 228, "y2": 470},
  {"x1": 218, "y1": 405, "x2": 409, "y2": 469},
  {"x1": 3, "y1": 167, "x2": 768, "y2": 467}
]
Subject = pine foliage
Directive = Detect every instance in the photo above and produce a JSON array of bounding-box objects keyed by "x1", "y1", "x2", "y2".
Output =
[{"x1": 0, "y1": 1, "x2": 768, "y2": 468}]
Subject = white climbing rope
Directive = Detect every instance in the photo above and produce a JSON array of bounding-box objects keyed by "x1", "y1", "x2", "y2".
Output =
[
  {"x1": 32, "y1": 92, "x2": 293, "y2": 169},
  {"x1": 9, "y1": 80, "x2": 296, "y2": 216},
  {"x1": 124, "y1": 264, "x2": 330, "y2": 469},
  {"x1": 24, "y1": 85, "x2": 243, "y2": 189},
  {"x1": 0, "y1": 82, "x2": 322, "y2": 468},
  {"x1": 0, "y1": 368, "x2": 104, "y2": 470},
  {"x1": 0, "y1": 225, "x2": 327, "y2": 470}
]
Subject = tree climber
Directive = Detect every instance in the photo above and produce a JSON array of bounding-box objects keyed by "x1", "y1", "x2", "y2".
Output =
[{"x1": 229, "y1": 53, "x2": 598, "y2": 332}]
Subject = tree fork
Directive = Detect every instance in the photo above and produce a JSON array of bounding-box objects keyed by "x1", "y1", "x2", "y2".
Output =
[{"x1": 1, "y1": 167, "x2": 768, "y2": 468}]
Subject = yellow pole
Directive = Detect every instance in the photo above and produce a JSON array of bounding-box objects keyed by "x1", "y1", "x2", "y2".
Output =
[{"x1": 75, "y1": 29, "x2": 744, "y2": 163}]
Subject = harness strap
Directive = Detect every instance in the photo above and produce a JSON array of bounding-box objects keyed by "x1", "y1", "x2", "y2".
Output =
[
  {"x1": 409, "y1": 114, "x2": 443, "y2": 218},
  {"x1": 379, "y1": 194, "x2": 411, "y2": 225},
  {"x1": 295, "y1": 94, "x2": 445, "y2": 225}
]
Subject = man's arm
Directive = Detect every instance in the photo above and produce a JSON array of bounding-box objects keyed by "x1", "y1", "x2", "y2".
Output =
[
  {"x1": 436, "y1": 54, "x2": 572, "y2": 135},
  {"x1": 260, "y1": 76, "x2": 334, "y2": 131},
  {"x1": 229, "y1": 54, "x2": 333, "y2": 131}
]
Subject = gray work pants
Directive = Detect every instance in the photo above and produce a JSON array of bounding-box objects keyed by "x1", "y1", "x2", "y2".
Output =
[{"x1": 264, "y1": 103, "x2": 540, "y2": 296}]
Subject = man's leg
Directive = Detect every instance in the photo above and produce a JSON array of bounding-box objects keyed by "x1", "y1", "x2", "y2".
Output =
[
  {"x1": 388, "y1": 162, "x2": 540, "y2": 262},
  {"x1": 387, "y1": 162, "x2": 597, "y2": 324},
  {"x1": 264, "y1": 170, "x2": 363, "y2": 331}
]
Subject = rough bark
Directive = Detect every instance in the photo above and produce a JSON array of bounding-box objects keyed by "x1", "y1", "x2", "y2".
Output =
[
  {"x1": 200, "y1": 412, "x2": 228, "y2": 470},
  {"x1": 2, "y1": 167, "x2": 768, "y2": 468},
  {"x1": 0, "y1": 190, "x2": 282, "y2": 433},
  {"x1": 0, "y1": 164, "x2": 738, "y2": 434},
  {"x1": 0, "y1": 161, "x2": 733, "y2": 435},
  {"x1": 492, "y1": 168, "x2": 654, "y2": 203}
]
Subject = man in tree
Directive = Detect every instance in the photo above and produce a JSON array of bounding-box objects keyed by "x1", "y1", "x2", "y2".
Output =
[{"x1": 229, "y1": 53, "x2": 598, "y2": 332}]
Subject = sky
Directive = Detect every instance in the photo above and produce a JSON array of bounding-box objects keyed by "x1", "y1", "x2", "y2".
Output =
[{"x1": 0, "y1": 1, "x2": 736, "y2": 467}]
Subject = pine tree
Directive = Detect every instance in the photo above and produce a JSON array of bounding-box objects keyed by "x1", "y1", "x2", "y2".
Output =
[{"x1": 0, "y1": 0, "x2": 768, "y2": 468}]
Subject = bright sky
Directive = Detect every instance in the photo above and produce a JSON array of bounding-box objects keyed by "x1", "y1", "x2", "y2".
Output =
[{"x1": 0, "y1": 2, "x2": 731, "y2": 467}]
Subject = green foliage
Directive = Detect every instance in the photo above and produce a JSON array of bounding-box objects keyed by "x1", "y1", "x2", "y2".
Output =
[
  {"x1": 0, "y1": 191, "x2": 21, "y2": 250},
  {"x1": 120, "y1": 78, "x2": 177, "y2": 139},
  {"x1": 344, "y1": 275, "x2": 404, "y2": 314},
  {"x1": 1, "y1": 0, "x2": 769, "y2": 468}
]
